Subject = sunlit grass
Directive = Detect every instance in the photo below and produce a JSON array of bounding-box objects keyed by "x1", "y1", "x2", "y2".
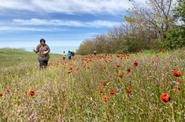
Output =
[{"x1": 0, "y1": 49, "x2": 185, "y2": 121}]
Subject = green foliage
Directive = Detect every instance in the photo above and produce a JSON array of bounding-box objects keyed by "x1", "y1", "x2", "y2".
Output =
[
  {"x1": 161, "y1": 26, "x2": 185, "y2": 49},
  {"x1": 76, "y1": 40, "x2": 96, "y2": 55},
  {"x1": 161, "y1": 0, "x2": 185, "y2": 49},
  {"x1": 124, "y1": 16, "x2": 143, "y2": 24},
  {"x1": 77, "y1": 25, "x2": 158, "y2": 55},
  {"x1": 175, "y1": 0, "x2": 185, "y2": 22}
]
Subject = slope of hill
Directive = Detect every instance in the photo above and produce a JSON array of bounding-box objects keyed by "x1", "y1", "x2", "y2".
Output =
[{"x1": 0, "y1": 48, "x2": 60, "y2": 68}]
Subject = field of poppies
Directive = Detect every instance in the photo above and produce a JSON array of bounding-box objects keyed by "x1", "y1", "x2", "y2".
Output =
[{"x1": 0, "y1": 48, "x2": 185, "y2": 122}]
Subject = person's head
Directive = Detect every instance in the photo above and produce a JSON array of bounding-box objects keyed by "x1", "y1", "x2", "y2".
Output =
[{"x1": 40, "y1": 39, "x2": 46, "y2": 45}]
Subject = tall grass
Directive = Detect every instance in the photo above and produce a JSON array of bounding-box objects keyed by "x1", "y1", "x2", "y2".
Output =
[{"x1": 0, "y1": 49, "x2": 185, "y2": 121}]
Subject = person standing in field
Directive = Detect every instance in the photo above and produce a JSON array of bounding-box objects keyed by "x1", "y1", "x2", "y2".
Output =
[
  {"x1": 67, "y1": 50, "x2": 72, "y2": 60},
  {"x1": 62, "y1": 51, "x2": 66, "y2": 60},
  {"x1": 93, "y1": 50, "x2": 97, "y2": 56},
  {"x1": 71, "y1": 51, "x2": 75, "y2": 57},
  {"x1": 34, "y1": 39, "x2": 50, "y2": 69}
]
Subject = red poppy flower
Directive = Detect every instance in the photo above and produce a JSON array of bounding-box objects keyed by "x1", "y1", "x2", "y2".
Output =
[
  {"x1": 173, "y1": 70, "x2": 182, "y2": 77},
  {"x1": 127, "y1": 87, "x2": 132, "y2": 94},
  {"x1": 126, "y1": 68, "x2": 131, "y2": 73},
  {"x1": 100, "y1": 89, "x2": 105, "y2": 94},
  {"x1": 118, "y1": 72, "x2": 123, "y2": 79},
  {"x1": 109, "y1": 88, "x2": 116, "y2": 95},
  {"x1": 133, "y1": 61, "x2": 139, "y2": 66},
  {"x1": 116, "y1": 63, "x2": 122, "y2": 68},
  {"x1": 29, "y1": 90, "x2": 35, "y2": 97},
  {"x1": 160, "y1": 93, "x2": 170, "y2": 103},
  {"x1": 101, "y1": 82, "x2": 106, "y2": 86},
  {"x1": 103, "y1": 95, "x2": 109, "y2": 102}
]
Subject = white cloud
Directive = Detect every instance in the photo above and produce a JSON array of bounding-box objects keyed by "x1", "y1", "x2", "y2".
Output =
[
  {"x1": 0, "y1": 0, "x2": 145, "y2": 14},
  {"x1": 0, "y1": 40, "x2": 81, "y2": 48},
  {"x1": 12, "y1": 18, "x2": 121, "y2": 28},
  {"x1": 0, "y1": 0, "x2": 34, "y2": 11},
  {"x1": 0, "y1": 18, "x2": 121, "y2": 32},
  {"x1": 0, "y1": 26, "x2": 67, "y2": 32}
]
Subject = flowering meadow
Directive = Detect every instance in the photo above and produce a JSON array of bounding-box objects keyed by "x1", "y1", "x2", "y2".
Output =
[{"x1": 0, "y1": 49, "x2": 185, "y2": 122}]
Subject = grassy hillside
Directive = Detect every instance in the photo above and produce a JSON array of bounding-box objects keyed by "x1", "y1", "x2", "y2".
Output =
[
  {"x1": 0, "y1": 48, "x2": 185, "y2": 121},
  {"x1": 0, "y1": 48, "x2": 35, "y2": 67},
  {"x1": 0, "y1": 48, "x2": 60, "y2": 67}
]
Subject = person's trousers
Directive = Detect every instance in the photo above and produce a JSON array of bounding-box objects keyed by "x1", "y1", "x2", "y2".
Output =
[{"x1": 39, "y1": 60, "x2": 48, "y2": 68}]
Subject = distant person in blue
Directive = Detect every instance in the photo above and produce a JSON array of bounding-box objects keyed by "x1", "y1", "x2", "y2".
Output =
[{"x1": 67, "y1": 51, "x2": 72, "y2": 60}]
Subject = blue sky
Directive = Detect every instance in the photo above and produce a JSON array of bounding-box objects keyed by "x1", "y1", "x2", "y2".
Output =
[{"x1": 0, "y1": 0, "x2": 144, "y2": 53}]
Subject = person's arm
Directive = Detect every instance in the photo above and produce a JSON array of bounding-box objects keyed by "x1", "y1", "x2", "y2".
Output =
[
  {"x1": 33, "y1": 45, "x2": 40, "y2": 53},
  {"x1": 43, "y1": 44, "x2": 50, "y2": 54}
]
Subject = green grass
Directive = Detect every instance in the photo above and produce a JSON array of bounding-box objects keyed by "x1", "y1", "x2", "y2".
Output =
[
  {"x1": 0, "y1": 48, "x2": 185, "y2": 121},
  {"x1": 0, "y1": 48, "x2": 60, "y2": 68},
  {"x1": 0, "y1": 48, "x2": 34, "y2": 67}
]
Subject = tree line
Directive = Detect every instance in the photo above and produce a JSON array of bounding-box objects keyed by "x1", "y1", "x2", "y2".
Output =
[{"x1": 77, "y1": 0, "x2": 185, "y2": 55}]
